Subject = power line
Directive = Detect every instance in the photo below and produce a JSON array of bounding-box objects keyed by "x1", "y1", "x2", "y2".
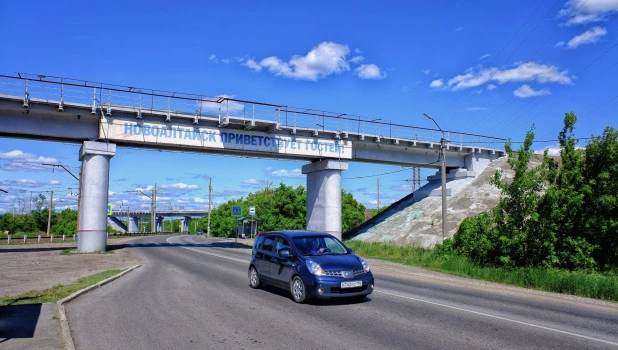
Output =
[{"x1": 442, "y1": 0, "x2": 560, "y2": 124}]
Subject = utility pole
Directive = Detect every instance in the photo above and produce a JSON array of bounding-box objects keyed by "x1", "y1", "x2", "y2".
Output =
[
  {"x1": 377, "y1": 178, "x2": 380, "y2": 209},
  {"x1": 151, "y1": 183, "x2": 157, "y2": 233},
  {"x1": 43, "y1": 163, "x2": 81, "y2": 235},
  {"x1": 207, "y1": 177, "x2": 212, "y2": 237},
  {"x1": 46, "y1": 191, "x2": 54, "y2": 236},
  {"x1": 423, "y1": 113, "x2": 447, "y2": 243},
  {"x1": 440, "y1": 137, "x2": 447, "y2": 242}
]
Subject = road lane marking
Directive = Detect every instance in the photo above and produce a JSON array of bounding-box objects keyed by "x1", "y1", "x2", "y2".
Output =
[
  {"x1": 164, "y1": 236, "x2": 616, "y2": 346},
  {"x1": 166, "y1": 236, "x2": 249, "y2": 264},
  {"x1": 376, "y1": 290, "x2": 618, "y2": 346}
]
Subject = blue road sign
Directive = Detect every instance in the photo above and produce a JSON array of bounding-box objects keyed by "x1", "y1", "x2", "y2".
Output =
[{"x1": 232, "y1": 206, "x2": 242, "y2": 216}]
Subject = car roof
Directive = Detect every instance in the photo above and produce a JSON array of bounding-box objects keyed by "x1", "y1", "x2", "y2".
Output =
[{"x1": 259, "y1": 230, "x2": 332, "y2": 238}]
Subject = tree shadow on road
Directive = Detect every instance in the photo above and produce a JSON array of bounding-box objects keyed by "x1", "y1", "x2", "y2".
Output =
[{"x1": 0, "y1": 304, "x2": 41, "y2": 341}]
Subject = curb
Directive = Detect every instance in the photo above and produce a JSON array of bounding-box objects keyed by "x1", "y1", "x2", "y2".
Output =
[{"x1": 56, "y1": 265, "x2": 141, "y2": 350}]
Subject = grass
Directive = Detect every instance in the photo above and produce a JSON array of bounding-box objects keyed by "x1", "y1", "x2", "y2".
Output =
[
  {"x1": 60, "y1": 248, "x2": 114, "y2": 255},
  {"x1": 345, "y1": 240, "x2": 618, "y2": 302},
  {"x1": 0, "y1": 269, "x2": 124, "y2": 306}
]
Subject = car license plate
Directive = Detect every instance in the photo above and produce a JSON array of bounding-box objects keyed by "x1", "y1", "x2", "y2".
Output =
[{"x1": 341, "y1": 281, "x2": 362, "y2": 288}]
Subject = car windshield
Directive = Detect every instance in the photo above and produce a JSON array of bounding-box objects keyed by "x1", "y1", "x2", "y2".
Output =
[{"x1": 293, "y1": 236, "x2": 348, "y2": 256}]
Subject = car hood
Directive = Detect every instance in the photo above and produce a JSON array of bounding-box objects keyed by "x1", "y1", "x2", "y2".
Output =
[{"x1": 306, "y1": 254, "x2": 363, "y2": 270}]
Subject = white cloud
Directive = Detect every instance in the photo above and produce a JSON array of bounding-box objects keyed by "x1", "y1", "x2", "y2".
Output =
[
  {"x1": 555, "y1": 41, "x2": 566, "y2": 48},
  {"x1": 242, "y1": 179, "x2": 265, "y2": 187},
  {"x1": 487, "y1": 84, "x2": 497, "y2": 90},
  {"x1": 479, "y1": 54, "x2": 491, "y2": 60},
  {"x1": 0, "y1": 179, "x2": 40, "y2": 188},
  {"x1": 422, "y1": 69, "x2": 431, "y2": 75},
  {"x1": 241, "y1": 42, "x2": 386, "y2": 81},
  {"x1": 559, "y1": 0, "x2": 618, "y2": 26},
  {"x1": 201, "y1": 94, "x2": 245, "y2": 116},
  {"x1": 349, "y1": 56, "x2": 364, "y2": 64},
  {"x1": 535, "y1": 147, "x2": 561, "y2": 156},
  {"x1": 567, "y1": 26, "x2": 607, "y2": 48},
  {"x1": 165, "y1": 183, "x2": 199, "y2": 190},
  {"x1": 432, "y1": 62, "x2": 572, "y2": 91},
  {"x1": 208, "y1": 54, "x2": 231, "y2": 64},
  {"x1": 243, "y1": 58, "x2": 262, "y2": 72},
  {"x1": 513, "y1": 84, "x2": 551, "y2": 98},
  {"x1": 0, "y1": 150, "x2": 58, "y2": 171},
  {"x1": 465, "y1": 107, "x2": 489, "y2": 111},
  {"x1": 49, "y1": 180, "x2": 60, "y2": 185},
  {"x1": 268, "y1": 168, "x2": 304, "y2": 178},
  {"x1": 355, "y1": 64, "x2": 387, "y2": 79},
  {"x1": 429, "y1": 79, "x2": 444, "y2": 88},
  {"x1": 257, "y1": 42, "x2": 350, "y2": 81}
]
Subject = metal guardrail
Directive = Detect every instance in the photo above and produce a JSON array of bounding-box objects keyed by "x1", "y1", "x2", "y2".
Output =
[{"x1": 0, "y1": 73, "x2": 507, "y2": 149}]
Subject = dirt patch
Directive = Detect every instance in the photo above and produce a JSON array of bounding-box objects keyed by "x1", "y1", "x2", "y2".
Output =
[{"x1": 0, "y1": 238, "x2": 142, "y2": 299}]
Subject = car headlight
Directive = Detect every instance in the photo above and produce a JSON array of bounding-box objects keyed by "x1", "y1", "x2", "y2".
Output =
[
  {"x1": 359, "y1": 257, "x2": 370, "y2": 273},
  {"x1": 306, "y1": 259, "x2": 325, "y2": 276}
]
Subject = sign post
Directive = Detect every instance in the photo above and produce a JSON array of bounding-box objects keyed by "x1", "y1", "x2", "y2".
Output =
[
  {"x1": 232, "y1": 206, "x2": 242, "y2": 246},
  {"x1": 232, "y1": 206, "x2": 242, "y2": 217},
  {"x1": 249, "y1": 206, "x2": 256, "y2": 239}
]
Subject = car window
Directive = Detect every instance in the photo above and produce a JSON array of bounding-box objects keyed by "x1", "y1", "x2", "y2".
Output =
[
  {"x1": 274, "y1": 236, "x2": 291, "y2": 254},
  {"x1": 262, "y1": 236, "x2": 274, "y2": 253},
  {"x1": 293, "y1": 236, "x2": 347, "y2": 255},
  {"x1": 253, "y1": 235, "x2": 265, "y2": 255}
]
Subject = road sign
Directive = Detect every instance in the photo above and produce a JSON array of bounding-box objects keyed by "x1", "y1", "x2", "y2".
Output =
[
  {"x1": 232, "y1": 206, "x2": 242, "y2": 217},
  {"x1": 107, "y1": 203, "x2": 114, "y2": 216},
  {"x1": 249, "y1": 206, "x2": 256, "y2": 216}
]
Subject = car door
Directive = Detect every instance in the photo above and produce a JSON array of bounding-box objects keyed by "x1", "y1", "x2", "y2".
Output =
[
  {"x1": 271, "y1": 235, "x2": 295, "y2": 287},
  {"x1": 258, "y1": 234, "x2": 276, "y2": 281}
]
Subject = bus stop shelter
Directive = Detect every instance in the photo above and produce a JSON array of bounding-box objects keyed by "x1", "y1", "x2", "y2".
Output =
[{"x1": 236, "y1": 216, "x2": 258, "y2": 239}]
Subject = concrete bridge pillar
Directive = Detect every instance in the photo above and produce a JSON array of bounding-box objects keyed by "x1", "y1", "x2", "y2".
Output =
[
  {"x1": 155, "y1": 216, "x2": 164, "y2": 232},
  {"x1": 302, "y1": 160, "x2": 348, "y2": 240},
  {"x1": 128, "y1": 215, "x2": 139, "y2": 233},
  {"x1": 180, "y1": 216, "x2": 189, "y2": 233},
  {"x1": 78, "y1": 141, "x2": 116, "y2": 253}
]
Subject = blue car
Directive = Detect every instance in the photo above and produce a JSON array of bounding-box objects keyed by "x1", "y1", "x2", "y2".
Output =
[{"x1": 248, "y1": 230, "x2": 374, "y2": 303}]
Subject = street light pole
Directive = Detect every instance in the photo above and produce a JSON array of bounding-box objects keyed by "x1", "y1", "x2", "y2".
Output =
[{"x1": 423, "y1": 113, "x2": 447, "y2": 243}]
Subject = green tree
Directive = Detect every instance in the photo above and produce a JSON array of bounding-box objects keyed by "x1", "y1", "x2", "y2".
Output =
[
  {"x1": 51, "y1": 208, "x2": 78, "y2": 235},
  {"x1": 342, "y1": 190, "x2": 366, "y2": 232},
  {"x1": 583, "y1": 126, "x2": 618, "y2": 269},
  {"x1": 490, "y1": 126, "x2": 547, "y2": 266},
  {"x1": 205, "y1": 183, "x2": 367, "y2": 237},
  {"x1": 538, "y1": 112, "x2": 595, "y2": 269}
]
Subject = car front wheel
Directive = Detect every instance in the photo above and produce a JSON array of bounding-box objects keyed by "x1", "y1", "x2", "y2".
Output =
[
  {"x1": 291, "y1": 276, "x2": 307, "y2": 303},
  {"x1": 249, "y1": 266, "x2": 261, "y2": 289}
]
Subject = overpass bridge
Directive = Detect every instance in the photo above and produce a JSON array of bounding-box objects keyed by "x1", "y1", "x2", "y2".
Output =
[
  {"x1": 0, "y1": 73, "x2": 505, "y2": 252},
  {"x1": 111, "y1": 210, "x2": 209, "y2": 233}
]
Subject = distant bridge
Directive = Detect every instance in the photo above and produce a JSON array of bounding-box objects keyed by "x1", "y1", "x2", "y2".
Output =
[{"x1": 110, "y1": 210, "x2": 209, "y2": 233}]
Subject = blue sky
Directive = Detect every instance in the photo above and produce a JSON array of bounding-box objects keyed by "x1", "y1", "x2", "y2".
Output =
[{"x1": 1, "y1": 0, "x2": 617, "y2": 214}]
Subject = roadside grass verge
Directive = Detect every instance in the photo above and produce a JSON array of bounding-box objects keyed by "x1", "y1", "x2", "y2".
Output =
[
  {"x1": 0, "y1": 269, "x2": 124, "y2": 306},
  {"x1": 345, "y1": 240, "x2": 618, "y2": 302},
  {"x1": 60, "y1": 248, "x2": 114, "y2": 255}
]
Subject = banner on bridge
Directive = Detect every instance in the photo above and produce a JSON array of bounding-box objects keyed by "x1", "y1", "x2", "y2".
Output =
[{"x1": 99, "y1": 118, "x2": 352, "y2": 159}]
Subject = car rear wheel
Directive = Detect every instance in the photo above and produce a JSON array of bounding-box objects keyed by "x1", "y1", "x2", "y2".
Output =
[
  {"x1": 249, "y1": 266, "x2": 261, "y2": 289},
  {"x1": 291, "y1": 276, "x2": 307, "y2": 303}
]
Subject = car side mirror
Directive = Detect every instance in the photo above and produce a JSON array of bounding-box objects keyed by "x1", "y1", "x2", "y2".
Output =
[
  {"x1": 279, "y1": 249, "x2": 292, "y2": 258},
  {"x1": 346, "y1": 247, "x2": 354, "y2": 254}
]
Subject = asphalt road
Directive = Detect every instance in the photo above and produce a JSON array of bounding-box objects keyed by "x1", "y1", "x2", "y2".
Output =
[{"x1": 66, "y1": 235, "x2": 618, "y2": 349}]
